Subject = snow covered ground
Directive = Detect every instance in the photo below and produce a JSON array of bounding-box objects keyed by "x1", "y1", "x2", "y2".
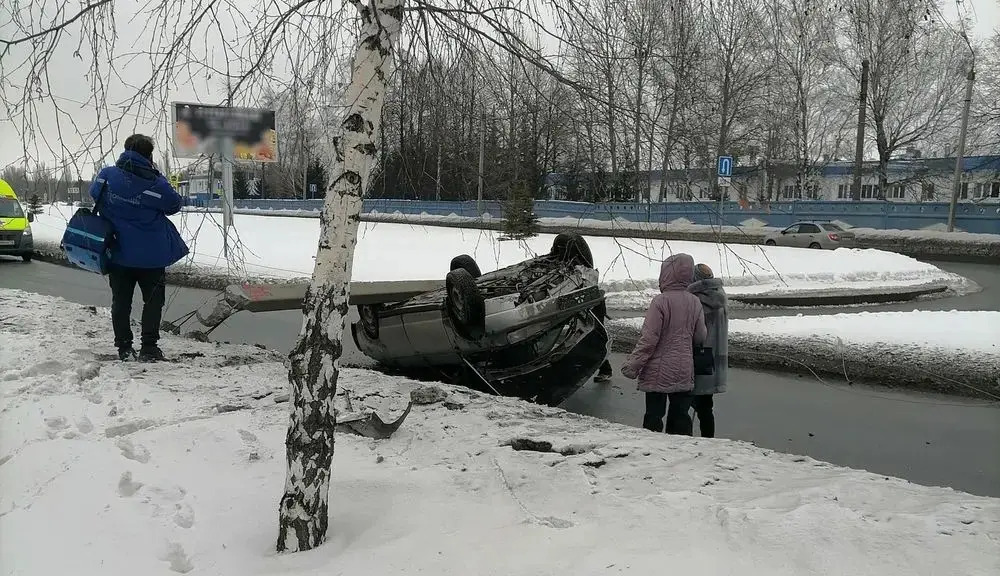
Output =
[
  {"x1": 2, "y1": 288, "x2": 998, "y2": 576},
  {"x1": 611, "y1": 310, "x2": 1000, "y2": 356},
  {"x1": 30, "y1": 205, "x2": 972, "y2": 308}
]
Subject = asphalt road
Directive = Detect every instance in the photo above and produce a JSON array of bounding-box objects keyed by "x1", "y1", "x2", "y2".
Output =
[
  {"x1": 2, "y1": 259, "x2": 998, "y2": 497},
  {"x1": 562, "y1": 355, "x2": 1000, "y2": 498}
]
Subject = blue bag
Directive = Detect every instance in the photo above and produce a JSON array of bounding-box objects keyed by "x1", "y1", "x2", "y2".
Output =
[{"x1": 61, "y1": 178, "x2": 116, "y2": 275}]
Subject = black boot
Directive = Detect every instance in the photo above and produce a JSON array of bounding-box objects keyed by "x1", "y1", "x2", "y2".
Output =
[
  {"x1": 138, "y1": 345, "x2": 165, "y2": 362},
  {"x1": 118, "y1": 347, "x2": 137, "y2": 361}
]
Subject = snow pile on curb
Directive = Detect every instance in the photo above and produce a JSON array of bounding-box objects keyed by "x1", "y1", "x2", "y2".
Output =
[
  {"x1": 2, "y1": 288, "x2": 998, "y2": 576},
  {"x1": 608, "y1": 311, "x2": 1000, "y2": 398},
  {"x1": 29, "y1": 208, "x2": 973, "y2": 302}
]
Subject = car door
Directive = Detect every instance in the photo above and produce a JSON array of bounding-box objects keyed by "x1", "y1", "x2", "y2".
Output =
[
  {"x1": 798, "y1": 223, "x2": 822, "y2": 247},
  {"x1": 779, "y1": 224, "x2": 801, "y2": 246}
]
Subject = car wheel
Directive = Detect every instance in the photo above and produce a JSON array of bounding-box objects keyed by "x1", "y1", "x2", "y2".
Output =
[
  {"x1": 445, "y1": 268, "x2": 486, "y2": 339},
  {"x1": 450, "y1": 254, "x2": 482, "y2": 278},
  {"x1": 551, "y1": 232, "x2": 594, "y2": 268},
  {"x1": 358, "y1": 304, "x2": 380, "y2": 339},
  {"x1": 764, "y1": 240, "x2": 776, "y2": 246},
  {"x1": 809, "y1": 242, "x2": 822, "y2": 249},
  {"x1": 21, "y1": 253, "x2": 32, "y2": 263}
]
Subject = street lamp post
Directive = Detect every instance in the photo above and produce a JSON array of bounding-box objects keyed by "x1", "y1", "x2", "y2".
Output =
[{"x1": 947, "y1": 67, "x2": 975, "y2": 232}]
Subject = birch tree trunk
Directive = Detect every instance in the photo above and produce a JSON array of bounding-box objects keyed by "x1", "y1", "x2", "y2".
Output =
[{"x1": 277, "y1": 0, "x2": 403, "y2": 553}]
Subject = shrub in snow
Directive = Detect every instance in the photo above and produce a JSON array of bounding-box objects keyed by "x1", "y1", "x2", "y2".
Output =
[
  {"x1": 27, "y1": 194, "x2": 43, "y2": 216},
  {"x1": 502, "y1": 183, "x2": 539, "y2": 239}
]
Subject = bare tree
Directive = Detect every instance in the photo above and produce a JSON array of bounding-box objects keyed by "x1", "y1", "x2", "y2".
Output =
[
  {"x1": 652, "y1": 0, "x2": 703, "y2": 201},
  {"x1": 969, "y1": 29, "x2": 1000, "y2": 151},
  {"x1": 836, "y1": 0, "x2": 968, "y2": 193},
  {"x1": 701, "y1": 0, "x2": 771, "y2": 197},
  {"x1": 769, "y1": 0, "x2": 845, "y2": 195}
]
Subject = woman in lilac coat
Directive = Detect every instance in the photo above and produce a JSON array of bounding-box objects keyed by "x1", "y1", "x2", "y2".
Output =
[{"x1": 621, "y1": 253, "x2": 708, "y2": 435}]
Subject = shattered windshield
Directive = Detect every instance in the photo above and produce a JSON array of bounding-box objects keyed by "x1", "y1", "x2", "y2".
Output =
[{"x1": 0, "y1": 198, "x2": 25, "y2": 218}]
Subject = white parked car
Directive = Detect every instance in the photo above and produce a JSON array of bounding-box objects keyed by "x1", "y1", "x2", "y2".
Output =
[{"x1": 763, "y1": 220, "x2": 856, "y2": 250}]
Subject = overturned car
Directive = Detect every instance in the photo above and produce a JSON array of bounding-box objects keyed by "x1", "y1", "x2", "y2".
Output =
[{"x1": 351, "y1": 232, "x2": 610, "y2": 406}]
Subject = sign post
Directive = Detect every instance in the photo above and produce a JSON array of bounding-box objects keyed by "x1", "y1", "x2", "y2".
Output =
[
  {"x1": 171, "y1": 102, "x2": 278, "y2": 255},
  {"x1": 717, "y1": 155, "x2": 733, "y2": 227}
]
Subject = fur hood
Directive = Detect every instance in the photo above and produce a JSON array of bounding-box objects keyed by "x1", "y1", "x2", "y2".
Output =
[{"x1": 688, "y1": 278, "x2": 727, "y2": 309}]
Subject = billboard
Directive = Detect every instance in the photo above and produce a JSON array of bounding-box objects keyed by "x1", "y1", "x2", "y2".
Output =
[{"x1": 171, "y1": 102, "x2": 278, "y2": 162}]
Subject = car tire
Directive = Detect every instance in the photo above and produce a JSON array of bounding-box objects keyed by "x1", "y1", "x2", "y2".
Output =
[
  {"x1": 764, "y1": 240, "x2": 776, "y2": 246},
  {"x1": 450, "y1": 254, "x2": 482, "y2": 278},
  {"x1": 551, "y1": 232, "x2": 594, "y2": 268},
  {"x1": 21, "y1": 253, "x2": 32, "y2": 263},
  {"x1": 809, "y1": 242, "x2": 822, "y2": 249},
  {"x1": 358, "y1": 304, "x2": 380, "y2": 340},
  {"x1": 445, "y1": 268, "x2": 486, "y2": 339}
]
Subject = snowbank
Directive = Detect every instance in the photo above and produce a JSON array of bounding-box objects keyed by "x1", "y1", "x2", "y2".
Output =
[
  {"x1": 2, "y1": 288, "x2": 998, "y2": 576},
  {"x1": 175, "y1": 207, "x2": 1000, "y2": 262},
  {"x1": 608, "y1": 311, "x2": 1000, "y2": 398},
  {"x1": 29, "y1": 206, "x2": 972, "y2": 304}
]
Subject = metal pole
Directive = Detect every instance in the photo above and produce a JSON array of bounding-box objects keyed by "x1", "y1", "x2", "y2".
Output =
[
  {"x1": 221, "y1": 139, "x2": 235, "y2": 257},
  {"x1": 851, "y1": 59, "x2": 870, "y2": 201},
  {"x1": 208, "y1": 155, "x2": 215, "y2": 206},
  {"x1": 947, "y1": 67, "x2": 975, "y2": 232},
  {"x1": 718, "y1": 185, "x2": 725, "y2": 227},
  {"x1": 477, "y1": 110, "x2": 485, "y2": 216}
]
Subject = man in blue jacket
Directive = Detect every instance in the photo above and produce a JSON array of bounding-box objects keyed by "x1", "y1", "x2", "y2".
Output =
[{"x1": 90, "y1": 134, "x2": 190, "y2": 361}]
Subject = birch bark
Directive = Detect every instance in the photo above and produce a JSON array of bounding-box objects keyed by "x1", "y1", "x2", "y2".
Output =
[{"x1": 276, "y1": 0, "x2": 404, "y2": 553}]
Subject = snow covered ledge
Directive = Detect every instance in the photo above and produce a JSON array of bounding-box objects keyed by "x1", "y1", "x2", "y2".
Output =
[
  {"x1": 1, "y1": 288, "x2": 997, "y2": 575},
  {"x1": 608, "y1": 312, "x2": 1000, "y2": 399}
]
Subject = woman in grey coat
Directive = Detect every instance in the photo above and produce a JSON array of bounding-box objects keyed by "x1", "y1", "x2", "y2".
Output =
[{"x1": 688, "y1": 263, "x2": 728, "y2": 438}]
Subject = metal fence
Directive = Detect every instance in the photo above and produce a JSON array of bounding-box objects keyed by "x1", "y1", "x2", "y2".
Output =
[{"x1": 191, "y1": 196, "x2": 1000, "y2": 234}]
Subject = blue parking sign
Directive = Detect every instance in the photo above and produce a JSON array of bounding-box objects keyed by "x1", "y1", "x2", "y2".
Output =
[{"x1": 717, "y1": 156, "x2": 733, "y2": 177}]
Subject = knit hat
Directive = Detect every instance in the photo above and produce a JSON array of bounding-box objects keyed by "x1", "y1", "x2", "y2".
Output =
[{"x1": 693, "y1": 263, "x2": 714, "y2": 281}]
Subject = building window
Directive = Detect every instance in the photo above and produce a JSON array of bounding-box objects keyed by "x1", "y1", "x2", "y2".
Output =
[
  {"x1": 974, "y1": 182, "x2": 1000, "y2": 199},
  {"x1": 887, "y1": 184, "x2": 906, "y2": 199},
  {"x1": 921, "y1": 182, "x2": 935, "y2": 201},
  {"x1": 781, "y1": 185, "x2": 804, "y2": 200},
  {"x1": 960, "y1": 183, "x2": 969, "y2": 199},
  {"x1": 837, "y1": 184, "x2": 849, "y2": 199},
  {"x1": 805, "y1": 183, "x2": 820, "y2": 199},
  {"x1": 860, "y1": 184, "x2": 879, "y2": 199}
]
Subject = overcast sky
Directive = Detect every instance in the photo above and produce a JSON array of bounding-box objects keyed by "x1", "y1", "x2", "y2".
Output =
[{"x1": 0, "y1": 0, "x2": 996, "y2": 180}]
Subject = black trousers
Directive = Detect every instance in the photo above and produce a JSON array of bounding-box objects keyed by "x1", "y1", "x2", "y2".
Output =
[
  {"x1": 598, "y1": 359, "x2": 613, "y2": 376},
  {"x1": 108, "y1": 264, "x2": 166, "y2": 349},
  {"x1": 643, "y1": 391, "x2": 693, "y2": 436},
  {"x1": 692, "y1": 394, "x2": 715, "y2": 438}
]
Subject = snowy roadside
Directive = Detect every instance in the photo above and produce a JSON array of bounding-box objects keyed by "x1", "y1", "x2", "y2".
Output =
[
  {"x1": 29, "y1": 207, "x2": 976, "y2": 304},
  {"x1": 2, "y1": 288, "x2": 998, "y2": 576},
  {"x1": 178, "y1": 205, "x2": 1000, "y2": 263},
  {"x1": 607, "y1": 311, "x2": 1000, "y2": 399}
]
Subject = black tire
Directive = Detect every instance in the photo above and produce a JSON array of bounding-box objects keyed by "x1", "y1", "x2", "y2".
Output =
[
  {"x1": 358, "y1": 304, "x2": 380, "y2": 340},
  {"x1": 764, "y1": 240, "x2": 776, "y2": 246},
  {"x1": 809, "y1": 242, "x2": 822, "y2": 249},
  {"x1": 445, "y1": 268, "x2": 486, "y2": 339},
  {"x1": 449, "y1": 254, "x2": 482, "y2": 278},
  {"x1": 551, "y1": 232, "x2": 594, "y2": 268},
  {"x1": 21, "y1": 253, "x2": 32, "y2": 262}
]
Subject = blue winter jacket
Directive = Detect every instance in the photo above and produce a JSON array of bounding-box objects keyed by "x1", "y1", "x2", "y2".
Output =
[{"x1": 88, "y1": 150, "x2": 190, "y2": 269}]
